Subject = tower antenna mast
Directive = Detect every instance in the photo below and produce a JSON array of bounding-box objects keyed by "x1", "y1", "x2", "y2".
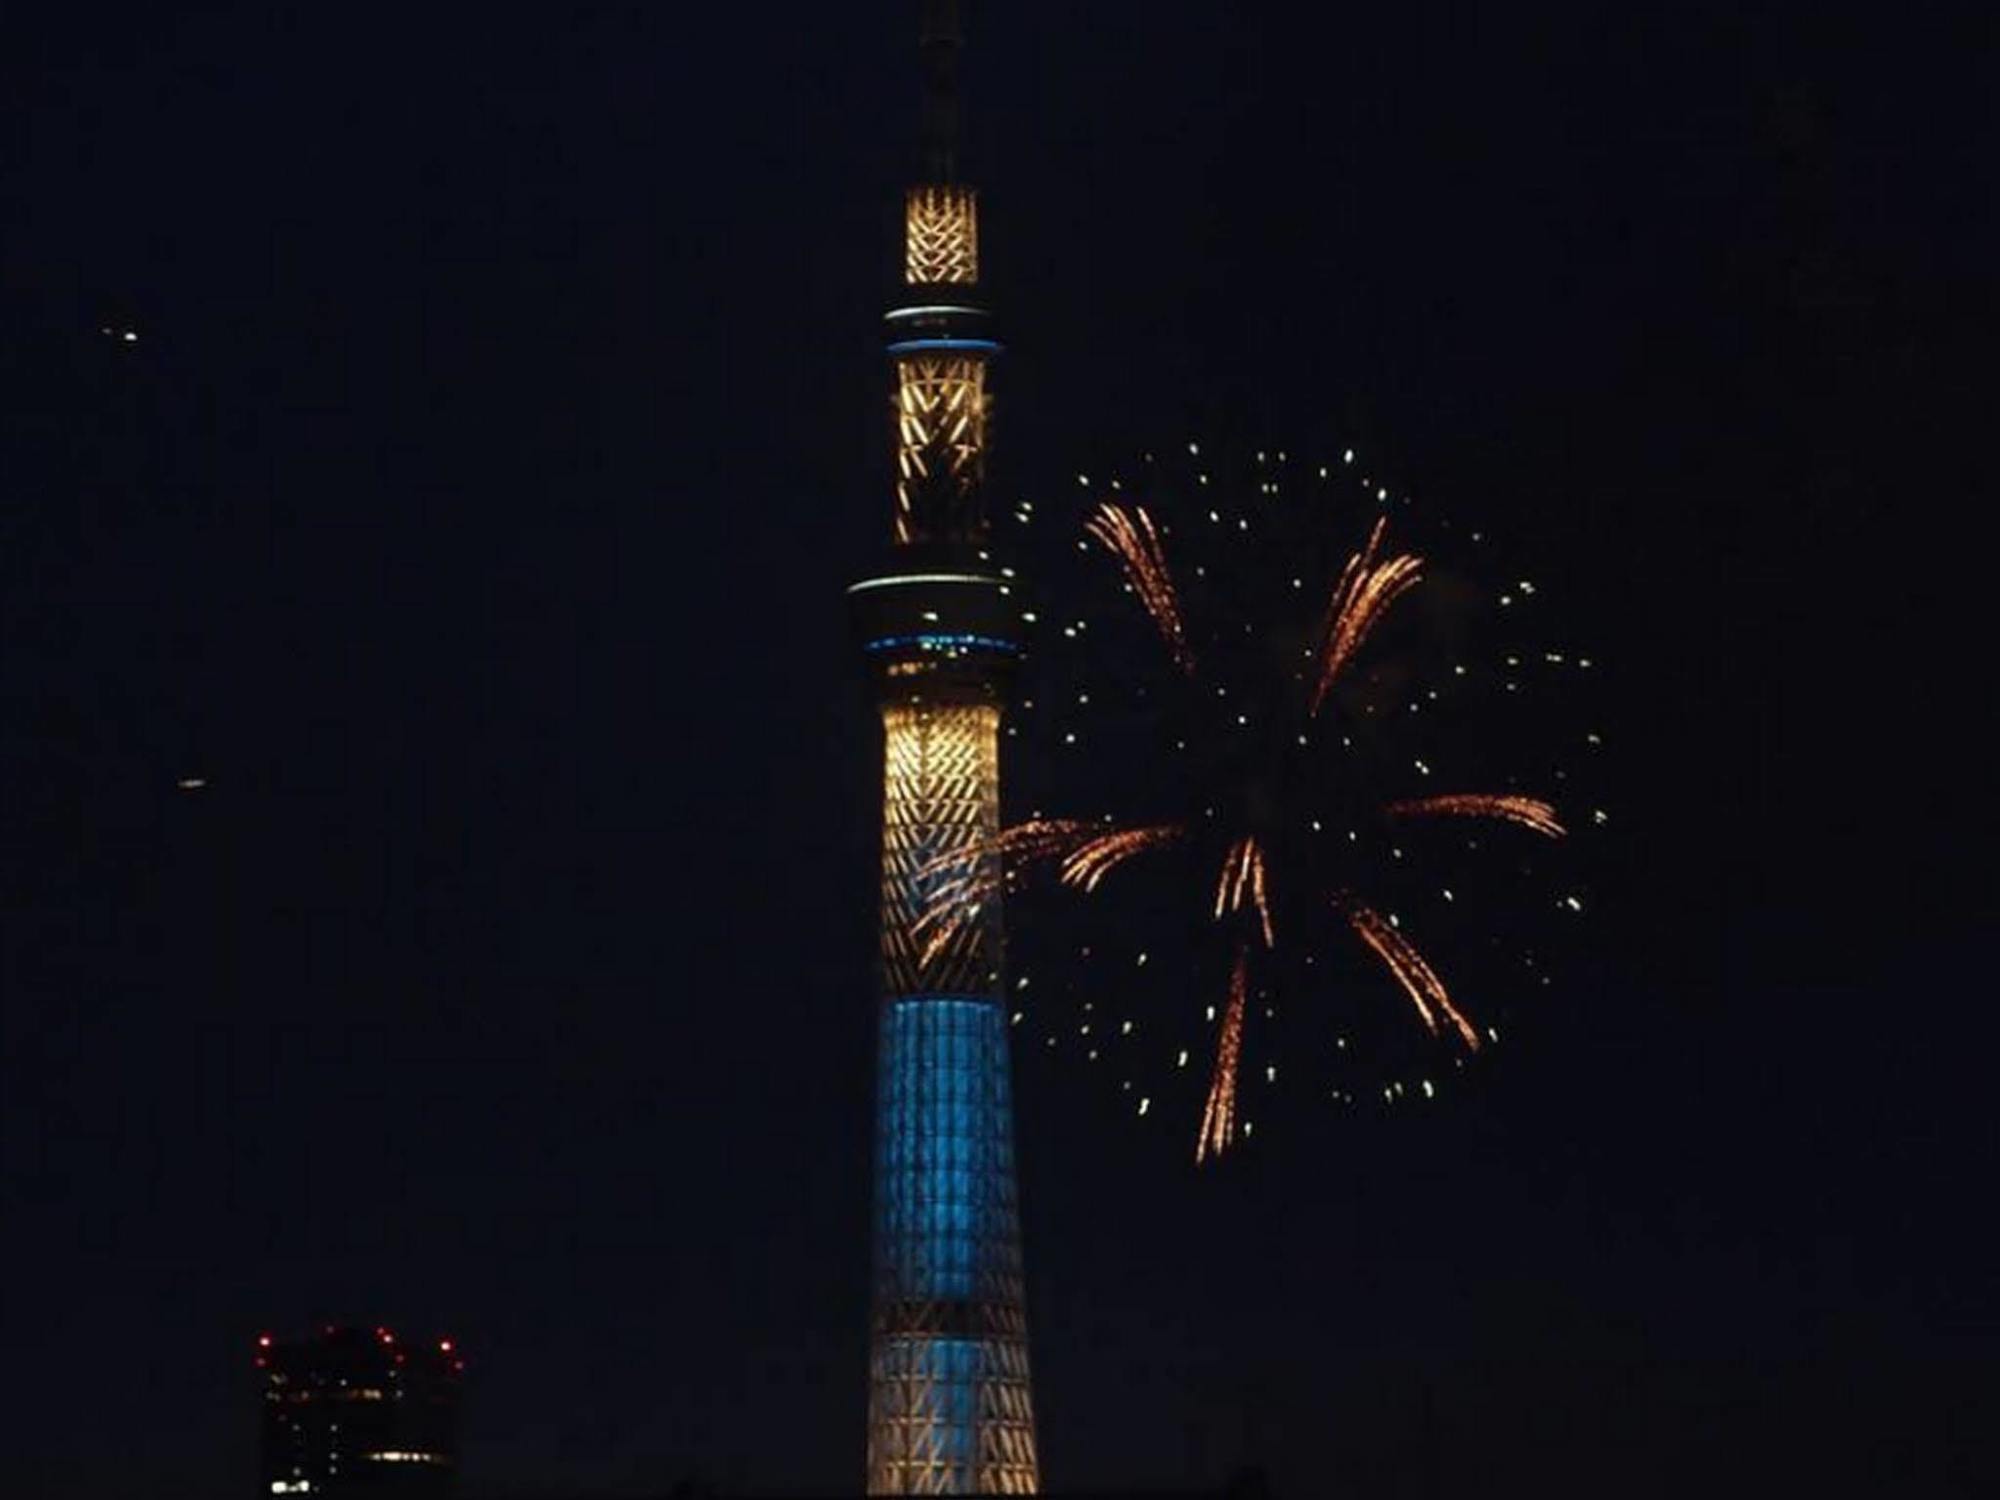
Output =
[{"x1": 919, "y1": 0, "x2": 964, "y2": 181}]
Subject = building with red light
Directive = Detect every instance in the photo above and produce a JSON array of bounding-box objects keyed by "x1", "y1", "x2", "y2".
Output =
[{"x1": 256, "y1": 1326, "x2": 462, "y2": 1497}]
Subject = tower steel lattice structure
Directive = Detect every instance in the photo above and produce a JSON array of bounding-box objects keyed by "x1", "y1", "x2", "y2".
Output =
[{"x1": 847, "y1": 4, "x2": 1039, "y2": 1493}]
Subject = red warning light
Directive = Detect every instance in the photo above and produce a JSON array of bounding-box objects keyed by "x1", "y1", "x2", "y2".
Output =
[
  {"x1": 438, "y1": 1339, "x2": 453, "y2": 1353},
  {"x1": 257, "y1": 1334, "x2": 273, "y2": 1348}
]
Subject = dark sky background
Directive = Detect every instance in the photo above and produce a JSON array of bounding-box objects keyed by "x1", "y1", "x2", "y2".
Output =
[{"x1": 2, "y1": 3, "x2": 1991, "y2": 1497}]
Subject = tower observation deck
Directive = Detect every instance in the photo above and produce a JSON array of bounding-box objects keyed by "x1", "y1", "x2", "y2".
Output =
[{"x1": 847, "y1": 3, "x2": 1039, "y2": 1494}]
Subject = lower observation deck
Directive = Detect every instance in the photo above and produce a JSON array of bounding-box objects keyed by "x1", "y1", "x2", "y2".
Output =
[{"x1": 849, "y1": 544, "x2": 1027, "y2": 701}]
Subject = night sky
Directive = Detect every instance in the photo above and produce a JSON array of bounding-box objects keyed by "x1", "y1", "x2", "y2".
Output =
[{"x1": 2, "y1": 4, "x2": 1990, "y2": 1497}]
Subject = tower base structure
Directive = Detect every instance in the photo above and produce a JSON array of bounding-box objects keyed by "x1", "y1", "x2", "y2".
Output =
[
  {"x1": 855, "y1": 562, "x2": 1039, "y2": 1494},
  {"x1": 867, "y1": 990, "x2": 1038, "y2": 1494}
]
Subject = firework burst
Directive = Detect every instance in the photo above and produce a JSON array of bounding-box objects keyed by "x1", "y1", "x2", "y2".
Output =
[{"x1": 957, "y1": 443, "x2": 1603, "y2": 1161}]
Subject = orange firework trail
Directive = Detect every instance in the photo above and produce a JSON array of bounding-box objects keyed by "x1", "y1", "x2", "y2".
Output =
[
  {"x1": 992, "y1": 818, "x2": 1107, "y2": 866},
  {"x1": 915, "y1": 821, "x2": 1182, "y2": 997},
  {"x1": 915, "y1": 818, "x2": 1178, "y2": 955},
  {"x1": 1343, "y1": 901, "x2": 1483, "y2": 1052},
  {"x1": 1058, "y1": 825, "x2": 1182, "y2": 892},
  {"x1": 1086, "y1": 502, "x2": 1196, "y2": 675},
  {"x1": 1195, "y1": 949, "x2": 1250, "y2": 1164},
  {"x1": 1211, "y1": 835, "x2": 1275, "y2": 947},
  {"x1": 913, "y1": 819, "x2": 1100, "y2": 955},
  {"x1": 1308, "y1": 516, "x2": 1424, "y2": 715},
  {"x1": 913, "y1": 873, "x2": 985, "y2": 966},
  {"x1": 916, "y1": 819, "x2": 1097, "y2": 899},
  {"x1": 918, "y1": 920, "x2": 967, "y2": 970},
  {"x1": 1385, "y1": 793, "x2": 1567, "y2": 838}
]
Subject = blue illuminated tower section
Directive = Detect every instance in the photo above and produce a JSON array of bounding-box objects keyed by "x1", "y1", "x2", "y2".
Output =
[{"x1": 847, "y1": 3, "x2": 1039, "y2": 1493}]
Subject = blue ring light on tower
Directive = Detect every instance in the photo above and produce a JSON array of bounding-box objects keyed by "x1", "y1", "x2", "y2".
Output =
[
  {"x1": 885, "y1": 337, "x2": 1005, "y2": 356},
  {"x1": 862, "y1": 633, "x2": 1022, "y2": 657}
]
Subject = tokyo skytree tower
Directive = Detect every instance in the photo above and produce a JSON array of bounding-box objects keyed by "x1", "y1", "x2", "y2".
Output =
[{"x1": 845, "y1": 3, "x2": 1039, "y2": 1493}]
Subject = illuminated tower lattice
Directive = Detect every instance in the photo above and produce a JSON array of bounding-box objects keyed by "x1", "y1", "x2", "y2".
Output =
[{"x1": 847, "y1": 4, "x2": 1038, "y2": 1493}]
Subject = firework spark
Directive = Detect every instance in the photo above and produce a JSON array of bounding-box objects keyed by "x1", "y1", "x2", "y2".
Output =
[
  {"x1": 1212, "y1": 835, "x2": 1275, "y2": 947},
  {"x1": 1195, "y1": 949, "x2": 1249, "y2": 1164},
  {"x1": 916, "y1": 818, "x2": 1181, "y2": 958},
  {"x1": 1059, "y1": 825, "x2": 1183, "y2": 892},
  {"x1": 1309, "y1": 516, "x2": 1424, "y2": 715},
  {"x1": 1342, "y1": 901, "x2": 1482, "y2": 1052},
  {"x1": 993, "y1": 818, "x2": 1107, "y2": 866},
  {"x1": 1386, "y1": 793, "x2": 1567, "y2": 838},
  {"x1": 913, "y1": 819, "x2": 1101, "y2": 957},
  {"x1": 1086, "y1": 503, "x2": 1196, "y2": 675},
  {"x1": 918, "y1": 818, "x2": 1095, "y2": 901}
]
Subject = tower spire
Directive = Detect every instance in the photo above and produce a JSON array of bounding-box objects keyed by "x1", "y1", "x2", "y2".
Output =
[{"x1": 919, "y1": 0, "x2": 964, "y2": 181}]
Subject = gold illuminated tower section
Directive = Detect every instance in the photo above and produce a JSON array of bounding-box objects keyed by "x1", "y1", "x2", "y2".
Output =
[{"x1": 847, "y1": 3, "x2": 1038, "y2": 1493}]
